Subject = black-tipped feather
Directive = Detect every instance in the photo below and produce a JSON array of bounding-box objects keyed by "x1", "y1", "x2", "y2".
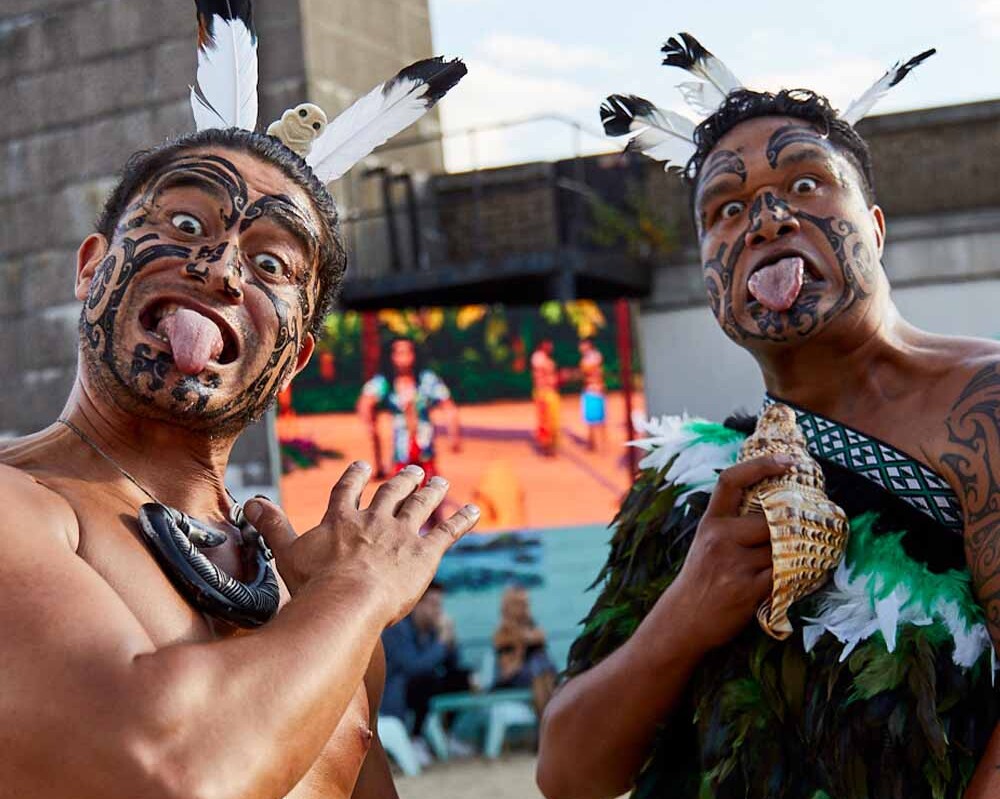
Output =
[
  {"x1": 661, "y1": 32, "x2": 710, "y2": 70},
  {"x1": 306, "y1": 56, "x2": 467, "y2": 184},
  {"x1": 840, "y1": 47, "x2": 936, "y2": 125},
  {"x1": 600, "y1": 94, "x2": 656, "y2": 137},
  {"x1": 392, "y1": 56, "x2": 467, "y2": 105},
  {"x1": 195, "y1": 0, "x2": 256, "y2": 42},
  {"x1": 889, "y1": 47, "x2": 936, "y2": 87}
]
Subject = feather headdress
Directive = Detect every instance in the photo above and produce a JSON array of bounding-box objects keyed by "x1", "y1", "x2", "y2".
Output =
[
  {"x1": 189, "y1": 0, "x2": 466, "y2": 184},
  {"x1": 603, "y1": 32, "x2": 935, "y2": 173}
]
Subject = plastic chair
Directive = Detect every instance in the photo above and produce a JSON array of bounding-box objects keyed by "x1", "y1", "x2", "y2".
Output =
[{"x1": 378, "y1": 714, "x2": 422, "y2": 776}]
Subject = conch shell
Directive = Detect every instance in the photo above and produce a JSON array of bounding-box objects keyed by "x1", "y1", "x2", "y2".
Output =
[{"x1": 738, "y1": 403, "x2": 849, "y2": 640}]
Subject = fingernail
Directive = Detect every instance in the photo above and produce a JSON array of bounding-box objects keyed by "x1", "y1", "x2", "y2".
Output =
[
  {"x1": 243, "y1": 500, "x2": 264, "y2": 524},
  {"x1": 465, "y1": 504, "x2": 481, "y2": 517},
  {"x1": 774, "y1": 454, "x2": 796, "y2": 465},
  {"x1": 429, "y1": 476, "x2": 449, "y2": 488},
  {"x1": 404, "y1": 464, "x2": 425, "y2": 476},
  {"x1": 354, "y1": 460, "x2": 371, "y2": 472}
]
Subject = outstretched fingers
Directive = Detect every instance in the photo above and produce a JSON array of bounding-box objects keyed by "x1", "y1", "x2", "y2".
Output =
[
  {"x1": 368, "y1": 465, "x2": 426, "y2": 515},
  {"x1": 323, "y1": 461, "x2": 373, "y2": 522},
  {"x1": 397, "y1": 476, "x2": 450, "y2": 526},
  {"x1": 423, "y1": 504, "x2": 481, "y2": 550}
]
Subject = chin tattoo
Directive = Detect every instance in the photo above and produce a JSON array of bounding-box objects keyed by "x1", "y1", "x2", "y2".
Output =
[
  {"x1": 703, "y1": 191, "x2": 877, "y2": 343},
  {"x1": 82, "y1": 154, "x2": 314, "y2": 432}
]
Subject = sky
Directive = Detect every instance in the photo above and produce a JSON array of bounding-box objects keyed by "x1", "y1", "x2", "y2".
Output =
[{"x1": 427, "y1": 0, "x2": 1000, "y2": 171}]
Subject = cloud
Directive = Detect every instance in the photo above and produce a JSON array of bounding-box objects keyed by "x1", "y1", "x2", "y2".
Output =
[
  {"x1": 971, "y1": 0, "x2": 1000, "y2": 38},
  {"x1": 437, "y1": 58, "x2": 610, "y2": 170},
  {"x1": 479, "y1": 34, "x2": 614, "y2": 71},
  {"x1": 747, "y1": 51, "x2": 888, "y2": 112}
]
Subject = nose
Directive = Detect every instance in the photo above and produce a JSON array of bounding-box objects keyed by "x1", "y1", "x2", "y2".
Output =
[
  {"x1": 745, "y1": 192, "x2": 800, "y2": 249},
  {"x1": 182, "y1": 242, "x2": 244, "y2": 303}
]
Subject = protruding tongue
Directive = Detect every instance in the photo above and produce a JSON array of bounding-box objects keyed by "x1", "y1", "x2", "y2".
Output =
[
  {"x1": 157, "y1": 308, "x2": 224, "y2": 375},
  {"x1": 748, "y1": 256, "x2": 805, "y2": 312}
]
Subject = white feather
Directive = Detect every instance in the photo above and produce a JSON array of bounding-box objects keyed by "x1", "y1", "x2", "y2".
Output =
[
  {"x1": 690, "y1": 53, "x2": 741, "y2": 98},
  {"x1": 840, "y1": 69, "x2": 898, "y2": 127},
  {"x1": 676, "y1": 81, "x2": 725, "y2": 117},
  {"x1": 629, "y1": 414, "x2": 742, "y2": 501},
  {"x1": 191, "y1": 15, "x2": 258, "y2": 131},
  {"x1": 624, "y1": 102, "x2": 698, "y2": 169},
  {"x1": 307, "y1": 74, "x2": 440, "y2": 184},
  {"x1": 840, "y1": 49, "x2": 935, "y2": 126}
]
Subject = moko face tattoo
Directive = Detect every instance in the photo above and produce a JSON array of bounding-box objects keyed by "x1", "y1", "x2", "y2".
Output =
[
  {"x1": 81, "y1": 150, "x2": 321, "y2": 433},
  {"x1": 694, "y1": 119, "x2": 880, "y2": 345}
]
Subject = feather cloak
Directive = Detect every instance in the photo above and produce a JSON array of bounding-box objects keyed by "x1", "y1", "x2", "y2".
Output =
[{"x1": 567, "y1": 414, "x2": 999, "y2": 799}]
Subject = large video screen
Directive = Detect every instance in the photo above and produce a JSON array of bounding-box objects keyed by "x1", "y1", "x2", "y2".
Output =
[{"x1": 275, "y1": 300, "x2": 644, "y2": 667}]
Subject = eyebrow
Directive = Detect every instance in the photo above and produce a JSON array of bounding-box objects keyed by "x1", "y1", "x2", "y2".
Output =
[
  {"x1": 766, "y1": 125, "x2": 826, "y2": 167},
  {"x1": 242, "y1": 195, "x2": 321, "y2": 264},
  {"x1": 774, "y1": 146, "x2": 833, "y2": 171},
  {"x1": 695, "y1": 176, "x2": 744, "y2": 215},
  {"x1": 151, "y1": 173, "x2": 230, "y2": 207}
]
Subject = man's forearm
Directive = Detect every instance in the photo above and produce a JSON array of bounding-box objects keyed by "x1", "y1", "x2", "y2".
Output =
[
  {"x1": 536, "y1": 593, "x2": 705, "y2": 799},
  {"x1": 129, "y1": 574, "x2": 390, "y2": 799}
]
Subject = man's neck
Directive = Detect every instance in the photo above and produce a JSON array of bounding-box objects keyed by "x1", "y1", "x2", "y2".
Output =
[{"x1": 59, "y1": 377, "x2": 238, "y2": 523}]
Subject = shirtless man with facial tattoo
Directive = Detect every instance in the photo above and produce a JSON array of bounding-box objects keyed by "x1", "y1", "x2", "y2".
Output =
[
  {"x1": 0, "y1": 130, "x2": 480, "y2": 799},
  {"x1": 539, "y1": 88, "x2": 1000, "y2": 799}
]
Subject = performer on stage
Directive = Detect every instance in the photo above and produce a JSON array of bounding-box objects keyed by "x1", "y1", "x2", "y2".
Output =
[
  {"x1": 538, "y1": 34, "x2": 1000, "y2": 799},
  {"x1": 531, "y1": 338, "x2": 561, "y2": 456},
  {"x1": 356, "y1": 336, "x2": 461, "y2": 483},
  {"x1": 0, "y1": 3, "x2": 471, "y2": 797},
  {"x1": 577, "y1": 338, "x2": 607, "y2": 452}
]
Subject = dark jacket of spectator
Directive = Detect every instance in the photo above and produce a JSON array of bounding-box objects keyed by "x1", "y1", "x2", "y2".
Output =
[{"x1": 380, "y1": 615, "x2": 454, "y2": 723}]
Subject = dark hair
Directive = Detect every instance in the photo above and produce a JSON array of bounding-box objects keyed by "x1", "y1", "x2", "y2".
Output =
[
  {"x1": 380, "y1": 335, "x2": 423, "y2": 378},
  {"x1": 426, "y1": 580, "x2": 445, "y2": 594},
  {"x1": 95, "y1": 127, "x2": 346, "y2": 336},
  {"x1": 687, "y1": 88, "x2": 876, "y2": 205}
]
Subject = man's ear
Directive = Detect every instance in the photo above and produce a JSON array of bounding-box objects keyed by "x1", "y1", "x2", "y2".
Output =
[
  {"x1": 75, "y1": 233, "x2": 109, "y2": 301},
  {"x1": 870, "y1": 204, "x2": 886, "y2": 258},
  {"x1": 282, "y1": 332, "x2": 315, "y2": 390}
]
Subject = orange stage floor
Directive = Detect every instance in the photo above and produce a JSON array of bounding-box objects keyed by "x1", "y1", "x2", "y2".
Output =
[{"x1": 277, "y1": 391, "x2": 645, "y2": 535}]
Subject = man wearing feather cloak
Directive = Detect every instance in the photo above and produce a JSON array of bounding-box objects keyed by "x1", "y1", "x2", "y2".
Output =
[
  {"x1": 538, "y1": 34, "x2": 1000, "y2": 799},
  {"x1": 0, "y1": 2, "x2": 472, "y2": 797}
]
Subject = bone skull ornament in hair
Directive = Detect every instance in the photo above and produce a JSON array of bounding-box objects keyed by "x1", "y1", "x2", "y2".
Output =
[{"x1": 266, "y1": 104, "x2": 328, "y2": 157}]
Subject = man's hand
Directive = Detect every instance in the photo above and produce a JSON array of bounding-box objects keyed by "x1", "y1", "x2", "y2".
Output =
[
  {"x1": 245, "y1": 462, "x2": 479, "y2": 625},
  {"x1": 653, "y1": 454, "x2": 793, "y2": 653}
]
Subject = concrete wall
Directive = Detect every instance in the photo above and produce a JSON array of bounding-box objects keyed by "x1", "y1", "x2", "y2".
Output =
[{"x1": 0, "y1": 2, "x2": 440, "y2": 499}]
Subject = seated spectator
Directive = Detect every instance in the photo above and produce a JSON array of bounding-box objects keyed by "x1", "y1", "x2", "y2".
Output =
[
  {"x1": 493, "y1": 584, "x2": 557, "y2": 714},
  {"x1": 381, "y1": 582, "x2": 471, "y2": 752}
]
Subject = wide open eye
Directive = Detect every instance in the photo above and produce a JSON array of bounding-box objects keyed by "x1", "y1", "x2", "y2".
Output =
[
  {"x1": 170, "y1": 213, "x2": 204, "y2": 236},
  {"x1": 720, "y1": 200, "x2": 745, "y2": 220},
  {"x1": 252, "y1": 252, "x2": 286, "y2": 278},
  {"x1": 791, "y1": 176, "x2": 819, "y2": 194}
]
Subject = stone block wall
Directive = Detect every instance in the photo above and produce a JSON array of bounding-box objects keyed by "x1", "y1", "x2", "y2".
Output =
[{"x1": 0, "y1": 1, "x2": 442, "y2": 492}]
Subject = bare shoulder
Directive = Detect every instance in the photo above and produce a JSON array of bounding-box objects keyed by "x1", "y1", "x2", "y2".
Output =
[{"x1": 0, "y1": 462, "x2": 80, "y2": 550}]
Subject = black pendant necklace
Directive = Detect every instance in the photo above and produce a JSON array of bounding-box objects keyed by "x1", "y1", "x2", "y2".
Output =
[{"x1": 58, "y1": 418, "x2": 280, "y2": 628}]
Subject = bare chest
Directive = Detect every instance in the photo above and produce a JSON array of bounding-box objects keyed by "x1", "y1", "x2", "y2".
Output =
[{"x1": 53, "y1": 486, "x2": 376, "y2": 796}]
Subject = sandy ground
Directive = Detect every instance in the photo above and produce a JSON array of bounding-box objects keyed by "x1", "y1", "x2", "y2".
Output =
[
  {"x1": 277, "y1": 391, "x2": 644, "y2": 534},
  {"x1": 396, "y1": 754, "x2": 544, "y2": 799}
]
